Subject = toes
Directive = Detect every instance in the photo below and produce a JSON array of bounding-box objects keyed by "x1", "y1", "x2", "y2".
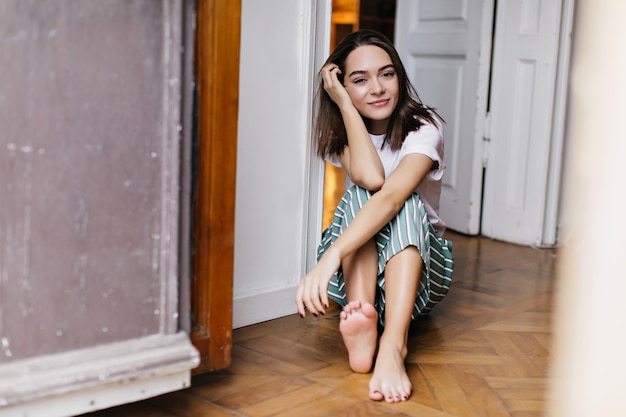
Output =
[
  {"x1": 342, "y1": 300, "x2": 363, "y2": 316},
  {"x1": 403, "y1": 383, "x2": 412, "y2": 400},
  {"x1": 390, "y1": 383, "x2": 410, "y2": 402},
  {"x1": 380, "y1": 388, "x2": 398, "y2": 403},
  {"x1": 370, "y1": 382, "x2": 411, "y2": 403},
  {"x1": 369, "y1": 388, "x2": 384, "y2": 402},
  {"x1": 361, "y1": 302, "x2": 378, "y2": 317},
  {"x1": 386, "y1": 389, "x2": 400, "y2": 403},
  {"x1": 346, "y1": 300, "x2": 362, "y2": 311}
]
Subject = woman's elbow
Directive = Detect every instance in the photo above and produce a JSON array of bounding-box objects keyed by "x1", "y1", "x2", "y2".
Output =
[{"x1": 353, "y1": 173, "x2": 385, "y2": 192}]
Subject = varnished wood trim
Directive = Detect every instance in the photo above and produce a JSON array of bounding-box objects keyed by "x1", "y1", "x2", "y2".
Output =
[{"x1": 191, "y1": 0, "x2": 241, "y2": 373}]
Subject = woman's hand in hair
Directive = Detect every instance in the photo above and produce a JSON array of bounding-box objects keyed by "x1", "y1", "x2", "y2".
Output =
[{"x1": 322, "y1": 63, "x2": 353, "y2": 111}]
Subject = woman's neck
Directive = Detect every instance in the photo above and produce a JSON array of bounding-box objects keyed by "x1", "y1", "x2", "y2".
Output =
[{"x1": 367, "y1": 119, "x2": 389, "y2": 135}]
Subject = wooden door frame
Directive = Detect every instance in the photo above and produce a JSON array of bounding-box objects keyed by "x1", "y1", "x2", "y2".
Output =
[{"x1": 191, "y1": 0, "x2": 241, "y2": 373}]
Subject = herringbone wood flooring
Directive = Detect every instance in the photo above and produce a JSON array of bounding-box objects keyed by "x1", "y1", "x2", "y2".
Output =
[{"x1": 86, "y1": 231, "x2": 557, "y2": 416}]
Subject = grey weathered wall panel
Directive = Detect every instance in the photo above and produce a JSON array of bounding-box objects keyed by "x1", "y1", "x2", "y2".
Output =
[{"x1": 0, "y1": 0, "x2": 183, "y2": 362}]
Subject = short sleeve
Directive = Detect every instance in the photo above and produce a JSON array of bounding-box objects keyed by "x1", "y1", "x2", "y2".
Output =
[
  {"x1": 399, "y1": 120, "x2": 445, "y2": 181},
  {"x1": 325, "y1": 153, "x2": 342, "y2": 168}
]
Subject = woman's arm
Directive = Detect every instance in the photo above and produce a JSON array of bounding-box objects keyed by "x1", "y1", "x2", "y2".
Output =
[
  {"x1": 295, "y1": 152, "x2": 435, "y2": 316},
  {"x1": 322, "y1": 64, "x2": 384, "y2": 190},
  {"x1": 336, "y1": 106, "x2": 385, "y2": 191}
]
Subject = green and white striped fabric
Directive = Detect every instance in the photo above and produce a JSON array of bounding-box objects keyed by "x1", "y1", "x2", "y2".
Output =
[{"x1": 318, "y1": 185, "x2": 454, "y2": 326}]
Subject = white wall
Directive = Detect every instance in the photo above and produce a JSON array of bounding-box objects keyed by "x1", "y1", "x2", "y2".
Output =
[
  {"x1": 233, "y1": 0, "x2": 327, "y2": 328},
  {"x1": 549, "y1": 1, "x2": 626, "y2": 415}
]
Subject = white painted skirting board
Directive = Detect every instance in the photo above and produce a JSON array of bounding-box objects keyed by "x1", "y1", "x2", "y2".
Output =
[
  {"x1": 233, "y1": 286, "x2": 298, "y2": 329},
  {"x1": 0, "y1": 332, "x2": 199, "y2": 417}
]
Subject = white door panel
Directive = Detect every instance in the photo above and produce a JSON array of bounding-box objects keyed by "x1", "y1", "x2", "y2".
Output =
[
  {"x1": 481, "y1": 0, "x2": 562, "y2": 245},
  {"x1": 395, "y1": 0, "x2": 493, "y2": 235}
]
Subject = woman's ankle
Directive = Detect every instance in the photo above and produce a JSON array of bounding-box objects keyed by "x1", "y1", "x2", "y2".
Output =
[{"x1": 378, "y1": 332, "x2": 408, "y2": 358}]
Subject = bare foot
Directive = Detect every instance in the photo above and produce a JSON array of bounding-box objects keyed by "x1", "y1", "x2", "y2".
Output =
[
  {"x1": 339, "y1": 301, "x2": 379, "y2": 373},
  {"x1": 368, "y1": 341, "x2": 411, "y2": 402}
]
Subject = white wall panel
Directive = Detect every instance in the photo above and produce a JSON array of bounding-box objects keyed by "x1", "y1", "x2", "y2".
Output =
[{"x1": 233, "y1": 0, "x2": 323, "y2": 328}]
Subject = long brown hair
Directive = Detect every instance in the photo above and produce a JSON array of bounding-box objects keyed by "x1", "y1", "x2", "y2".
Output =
[{"x1": 314, "y1": 29, "x2": 442, "y2": 159}]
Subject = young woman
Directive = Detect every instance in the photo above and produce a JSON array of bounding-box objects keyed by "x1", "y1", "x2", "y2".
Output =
[{"x1": 295, "y1": 30, "x2": 454, "y2": 403}]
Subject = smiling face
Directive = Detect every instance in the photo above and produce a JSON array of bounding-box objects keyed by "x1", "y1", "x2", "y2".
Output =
[{"x1": 342, "y1": 45, "x2": 399, "y2": 135}]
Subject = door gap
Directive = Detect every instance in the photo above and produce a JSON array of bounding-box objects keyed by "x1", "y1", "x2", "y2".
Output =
[{"x1": 479, "y1": 0, "x2": 498, "y2": 235}]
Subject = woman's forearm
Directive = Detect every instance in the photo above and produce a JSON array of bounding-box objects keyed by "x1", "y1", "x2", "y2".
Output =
[
  {"x1": 329, "y1": 153, "x2": 434, "y2": 262},
  {"x1": 330, "y1": 189, "x2": 399, "y2": 261},
  {"x1": 340, "y1": 105, "x2": 385, "y2": 190}
]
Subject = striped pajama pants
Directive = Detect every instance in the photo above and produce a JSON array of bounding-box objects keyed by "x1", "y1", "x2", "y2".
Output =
[{"x1": 318, "y1": 185, "x2": 454, "y2": 326}]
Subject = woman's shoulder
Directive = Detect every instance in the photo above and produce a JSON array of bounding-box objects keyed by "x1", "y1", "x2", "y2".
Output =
[{"x1": 406, "y1": 117, "x2": 443, "y2": 143}]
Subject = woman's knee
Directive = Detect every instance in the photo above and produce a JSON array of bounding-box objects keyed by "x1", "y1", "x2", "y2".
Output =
[{"x1": 386, "y1": 246, "x2": 422, "y2": 272}]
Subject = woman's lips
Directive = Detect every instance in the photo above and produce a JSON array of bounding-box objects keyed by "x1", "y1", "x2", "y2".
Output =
[{"x1": 369, "y1": 99, "x2": 390, "y2": 107}]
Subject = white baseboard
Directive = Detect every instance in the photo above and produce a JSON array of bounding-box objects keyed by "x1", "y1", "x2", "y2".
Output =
[
  {"x1": 0, "y1": 332, "x2": 199, "y2": 417},
  {"x1": 233, "y1": 286, "x2": 298, "y2": 329},
  {"x1": 1, "y1": 369, "x2": 191, "y2": 417}
]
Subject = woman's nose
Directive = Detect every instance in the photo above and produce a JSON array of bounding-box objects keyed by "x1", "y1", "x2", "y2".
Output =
[{"x1": 370, "y1": 79, "x2": 385, "y2": 94}]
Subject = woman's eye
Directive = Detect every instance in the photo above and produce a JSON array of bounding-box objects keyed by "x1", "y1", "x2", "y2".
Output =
[
  {"x1": 353, "y1": 78, "x2": 365, "y2": 84},
  {"x1": 382, "y1": 71, "x2": 395, "y2": 78}
]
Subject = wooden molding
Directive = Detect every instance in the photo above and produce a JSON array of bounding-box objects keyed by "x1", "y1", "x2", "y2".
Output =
[{"x1": 191, "y1": 0, "x2": 241, "y2": 373}]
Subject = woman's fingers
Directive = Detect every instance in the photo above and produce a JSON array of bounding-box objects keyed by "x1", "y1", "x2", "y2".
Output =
[
  {"x1": 301, "y1": 278, "x2": 318, "y2": 316},
  {"x1": 322, "y1": 66, "x2": 335, "y2": 93},
  {"x1": 295, "y1": 276, "x2": 328, "y2": 318},
  {"x1": 327, "y1": 65, "x2": 341, "y2": 77},
  {"x1": 303, "y1": 280, "x2": 325, "y2": 316},
  {"x1": 295, "y1": 284, "x2": 306, "y2": 317},
  {"x1": 296, "y1": 248, "x2": 340, "y2": 318},
  {"x1": 323, "y1": 63, "x2": 340, "y2": 75},
  {"x1": 322, "y1": 64, "x2": 344, "y2": 97},
  {"x1": 309, "y1": 282, "x2": 326, "y2": 316},
  {"x1": 320, "y1": 288, "x2": 330, "y2": 311}
]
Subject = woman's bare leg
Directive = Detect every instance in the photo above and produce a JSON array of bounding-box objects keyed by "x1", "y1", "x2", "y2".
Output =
[
  {"x1": 339, "y1": 238, "x2": 379, "y2": 373},
  {"x1": 369, "y1": 246, "x2": 421, "y2": 402}
]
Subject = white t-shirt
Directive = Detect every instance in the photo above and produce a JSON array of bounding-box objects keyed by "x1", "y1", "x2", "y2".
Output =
[{"x1": 327, "y1": 120, "x2": 446, "y2": 236}]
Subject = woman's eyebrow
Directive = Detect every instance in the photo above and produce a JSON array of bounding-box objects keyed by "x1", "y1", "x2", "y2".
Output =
[{"x1": 348, "y1": 64, "x2": 394, "y2": 78}]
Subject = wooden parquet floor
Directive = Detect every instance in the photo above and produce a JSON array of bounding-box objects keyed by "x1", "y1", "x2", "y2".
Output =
[{"x1": 86, "y1": 231, "x2": 557, "y2": 417}]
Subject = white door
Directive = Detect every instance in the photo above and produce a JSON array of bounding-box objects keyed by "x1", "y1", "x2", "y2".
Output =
[
  {"x1": 395, "y1": 0, "x2": 495, "y2": 235},
  {"x1": 481, "y1": 0, "x2": 563, "y2": 245}
]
